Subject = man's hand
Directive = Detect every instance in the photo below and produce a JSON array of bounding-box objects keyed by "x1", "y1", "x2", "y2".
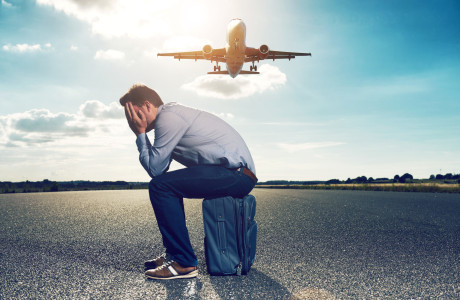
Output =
[{"x1": 124, "y1": 102, "x2": 147, "y2": 136}]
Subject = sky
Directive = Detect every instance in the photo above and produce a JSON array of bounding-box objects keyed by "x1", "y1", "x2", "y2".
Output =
[{"x1": 1, "y1": 0, "x2": 459, "y2": 182}]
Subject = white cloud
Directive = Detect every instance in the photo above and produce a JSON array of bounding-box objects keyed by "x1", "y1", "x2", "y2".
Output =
[
  {"x1": 94, "y1": 49, "x2": 125, "y2": 60},
  {"x1": 2, "y1": 43, "x2": 49, "y2": 53},
  {"x1": 277, "y1": 142, "x2": 344, "y2": 153},
  {"x1": 0, "y1": 101, "x2": 124, "y2": 147},
  {"x1": 2, "y1": 0, "x2": 12, "y2": 7},
  {"x1": 79, "y1": 100, "x2": 124, "y2": 119},
  {"x1": 70, "y1": 45, "x2": 78, "y2": 51},
  {"x1": 181, "y1": 64, "x2": 287, "y2": 99},
  {"x1": 0, "y1": 109, "x2": 88, "y2": 147},
  {"x1": 36, "y1": 0, "x2": 175, "y2": 39},
  {"x1": 215, "y1": 112, "x2": 235, "y2": 120},
  {"x1": 161, "y1": 35, "x2": 212, "y2": 52}
]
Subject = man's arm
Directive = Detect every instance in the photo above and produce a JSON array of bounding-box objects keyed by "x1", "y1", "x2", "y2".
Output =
[{"x1": 136, "y1": 111, "x2": 189, "y2": 178}]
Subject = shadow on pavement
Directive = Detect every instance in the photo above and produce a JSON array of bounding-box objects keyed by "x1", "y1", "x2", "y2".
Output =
[
  {"x1": 208, "y1": 268, "x2": 292, "y2": 299},
  {"x1": 150, "y1": 268, "x2": 291, "y2": 299}
]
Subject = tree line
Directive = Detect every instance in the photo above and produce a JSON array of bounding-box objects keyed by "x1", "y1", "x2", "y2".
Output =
[
  {"x1": 0, "y1": 180, "x2": 149, "y2": 194},
  {"x1": 258, "y1": 172, "x2": 460, "y2": 186},
  {"x1": 1, "y1": 172, "x2": 459, "y2": 194},
  {"x1": 331, "y1": 172, "x2": 459, "y2": 184}
]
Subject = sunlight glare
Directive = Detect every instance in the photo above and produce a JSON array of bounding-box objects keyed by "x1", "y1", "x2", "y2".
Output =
[{"x1": 180, "y1": 2, "x2": 208, "y2": 31}]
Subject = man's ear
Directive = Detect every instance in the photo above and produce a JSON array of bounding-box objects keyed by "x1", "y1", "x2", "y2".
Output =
[{"x1": 144, "y1": 100, "x2": 151, "y2": 111}]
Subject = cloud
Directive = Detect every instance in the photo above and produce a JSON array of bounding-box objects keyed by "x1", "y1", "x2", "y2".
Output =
[
  {"x1": 181, "y1": 64, "x2": 287, "y2": 99},
  {"x1": 2, "y1": 43, "x2": 52, "y2": 53},
  {"x1": 0, "y1": 109, "x2": 88, "y2": 146},
  {"x1": 161, "y1": 35, "x2": 212, "y2": 52},
  {"x1": 79, "y1": 100, "x2": 124, "y2": 119},
  {"x1": 277, "y1": 142, "x2": 344, "y2": 153},
  {"x1": 215, "y1": 112, "x2": 235, "y2": 120},
  {"x1": 36, "y1": 0, "x2": 174, "y2": 39},
  {"x1": 94, "y1": 49, "x2": 125, "y2": 60},
  {"x1": 2, "y1": 0, "x2": 12, "y2": 7},
  {"x1": 0, "y1": 100, "x2": 124, "y2": 147}
]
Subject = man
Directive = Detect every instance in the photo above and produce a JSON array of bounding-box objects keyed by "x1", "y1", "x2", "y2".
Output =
[{"x1": 120, "y1": 84, "x2": 257, "y2": 280}]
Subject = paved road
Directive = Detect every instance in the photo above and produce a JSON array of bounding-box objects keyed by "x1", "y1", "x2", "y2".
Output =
[{"x1": 1, "y1": 189, "x2": 459, "y2": 299}]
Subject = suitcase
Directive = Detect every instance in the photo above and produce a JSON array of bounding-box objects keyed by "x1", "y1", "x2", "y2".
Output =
[{"x1": 202, "y1": 195, "x2": 257, "y2": 275}]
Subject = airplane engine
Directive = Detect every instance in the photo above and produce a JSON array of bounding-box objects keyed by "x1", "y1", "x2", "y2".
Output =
[
  {"x1": 202, "y1": 44, "x2": 213, "y2": 59},
  {"x1": 258, "y1": 44, "x2": 270, "y2": 59}
]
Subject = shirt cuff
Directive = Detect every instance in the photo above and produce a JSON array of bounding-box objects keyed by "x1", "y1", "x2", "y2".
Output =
[{"x1": 136, "y1": 133, "x2": 151, "y2": 152}]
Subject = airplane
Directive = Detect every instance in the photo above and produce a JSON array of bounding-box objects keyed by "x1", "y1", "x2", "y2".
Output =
[{"x1": 157, "y1": 18, "x2": 311, "y2": 78}]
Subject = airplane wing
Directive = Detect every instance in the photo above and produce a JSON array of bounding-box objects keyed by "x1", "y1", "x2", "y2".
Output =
[
  {"x1": 264, "y1": 50, "x2": 311, "y2": 61},
  {"x1": 207, "y1": 70, "x2": 260, "y2": 75},
  {"x1": 244, "y1": 48, "x2": 311, "y2": 62},
  {"x1": 157, "y1": 48, "x2": 226, "y2": 62},
  {"x1": 157, "y1": 50, "x2": 204, "y2": 60}
]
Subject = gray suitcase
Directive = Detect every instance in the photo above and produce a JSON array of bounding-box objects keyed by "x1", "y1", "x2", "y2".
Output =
[{"x1": 202, "y1": 195, "x2": 257, "y2": 275}]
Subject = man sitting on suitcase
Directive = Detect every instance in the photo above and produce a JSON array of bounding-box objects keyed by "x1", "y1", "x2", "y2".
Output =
[{"x1": 120, "y1": 84, "x2": 257, "y2": 280}]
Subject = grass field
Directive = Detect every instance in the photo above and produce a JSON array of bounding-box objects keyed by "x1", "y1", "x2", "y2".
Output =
[{"x1": 256, "y1": 183, "x2": 460, "y2": 193}]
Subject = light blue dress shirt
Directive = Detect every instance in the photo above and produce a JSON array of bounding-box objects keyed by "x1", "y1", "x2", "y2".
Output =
[{"x1": 136, "y1": 103, "x2": 256, "y2": 178}]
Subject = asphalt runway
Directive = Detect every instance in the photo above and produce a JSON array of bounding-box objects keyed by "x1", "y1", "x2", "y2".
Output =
[{"x1": 1, "y1": 189, "x2": 459, "y2": 299}]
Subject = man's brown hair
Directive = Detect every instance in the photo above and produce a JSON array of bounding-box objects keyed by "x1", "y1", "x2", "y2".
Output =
[{"x1": 119, "y1": 84, "x2": 164, "y2": 107}]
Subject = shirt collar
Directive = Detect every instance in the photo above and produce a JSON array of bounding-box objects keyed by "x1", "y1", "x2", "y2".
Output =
[{"x1": 156, "y1": 104, "x2": 164, "y2": 115}]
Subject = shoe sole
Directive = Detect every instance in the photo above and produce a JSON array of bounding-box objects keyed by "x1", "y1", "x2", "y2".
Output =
[{"x1": 145, "y1": 270, "x2": 198, "y2": 280}]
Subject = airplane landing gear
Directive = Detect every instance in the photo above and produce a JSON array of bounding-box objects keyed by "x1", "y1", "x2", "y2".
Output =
[
  {"x1": 250, "y1": 62, "x2": 257, "y2": 72},
  {"x1": 213, "y1": 62, "x2": 221, "y2": 72}
]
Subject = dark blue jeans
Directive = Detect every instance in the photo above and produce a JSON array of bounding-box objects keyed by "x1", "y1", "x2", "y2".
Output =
[{"x1": 148, "y1": 165, "x2": 255, "y2": 267}]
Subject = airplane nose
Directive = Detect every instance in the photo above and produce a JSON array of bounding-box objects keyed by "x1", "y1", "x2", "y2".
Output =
[{"x1": 227, "y1": 65, "x2": 240, "y2": 78}]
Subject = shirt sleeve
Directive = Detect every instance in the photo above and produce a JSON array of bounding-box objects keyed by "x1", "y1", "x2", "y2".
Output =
[{"x1": 135, "y1": 111, "x2": 189, "y2": 178}]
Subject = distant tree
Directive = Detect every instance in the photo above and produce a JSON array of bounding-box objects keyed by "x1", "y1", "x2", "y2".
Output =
[
  {"x1": 429, "y1": 174, "x2": 435, "y2": 180},
  {"x1": 453, "y1": 174, "x2": 460, "y2": 180},
  {"x1": 50, "y1": 182, "x2": 59, "y2": 192},
  {"x1": 355, "y1": 176, "x2": 367, "y2": 183},
  {"x1": 368, "y1": 177, "x2": 374, "y2": 183},
  {"x1": 435, "y1": 174, "x2": 444, "y2": 180},
  {"x1": 326, "y1": 179, "x2": 341, "y2": 184},
  {"x1": 393, "y1": 175, "x2": 400, "y2": 183},
  {"x1": 399, "y1": 173, "x2": 413, "y2": 183},
  {"x1": 23, "y1": 181, "x2": 31, "y2": 193},
  {"x1": 445, "y1": 173, "x2": 453, "y2": 180},
  {"x1": 376, "y1": 178, "x2": 389, "y2": 181},
  {"x1": 345, "y1": 178, "x2": 352, "y2": 184}
]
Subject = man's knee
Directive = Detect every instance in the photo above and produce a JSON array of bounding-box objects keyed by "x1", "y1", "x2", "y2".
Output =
[
  {"x1": 149, "y1": 177, "x2": 166, "y2": 192},
  {"x1": 149, "y1": 177, "x2": 175, "y2": 198},
  {"x1": 149, "y1": 177, "x2": 158, "y2": 190}
]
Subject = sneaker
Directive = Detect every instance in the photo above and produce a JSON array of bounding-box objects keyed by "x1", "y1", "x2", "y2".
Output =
[
  {"x1": 144, "y1": 253, "x2": 170, "y2": 270},
  {"x1": 145, "y1": 260, "x2": 198, "y2": 280}
]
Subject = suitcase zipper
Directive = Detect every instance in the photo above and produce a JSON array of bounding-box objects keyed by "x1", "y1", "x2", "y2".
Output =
[
  {"x1": 241, "y1": 199, "x2": 249, "y2": 274},
  {"x1": 238, "y1": 199, "x2": 245, "y2": 275}
]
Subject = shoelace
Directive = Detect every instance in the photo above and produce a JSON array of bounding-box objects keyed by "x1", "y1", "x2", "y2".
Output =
[
  {"x1": 156, "y1": 260, "x2": 175, "y2": 271},
  {"x1": 153, "y1": 253, "x2": 171, "y2": 263}
]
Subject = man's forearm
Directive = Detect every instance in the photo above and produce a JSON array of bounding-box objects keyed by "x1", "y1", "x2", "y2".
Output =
[{"x1": 136, "y1": 133, "x2": 154, "y2": 178}]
